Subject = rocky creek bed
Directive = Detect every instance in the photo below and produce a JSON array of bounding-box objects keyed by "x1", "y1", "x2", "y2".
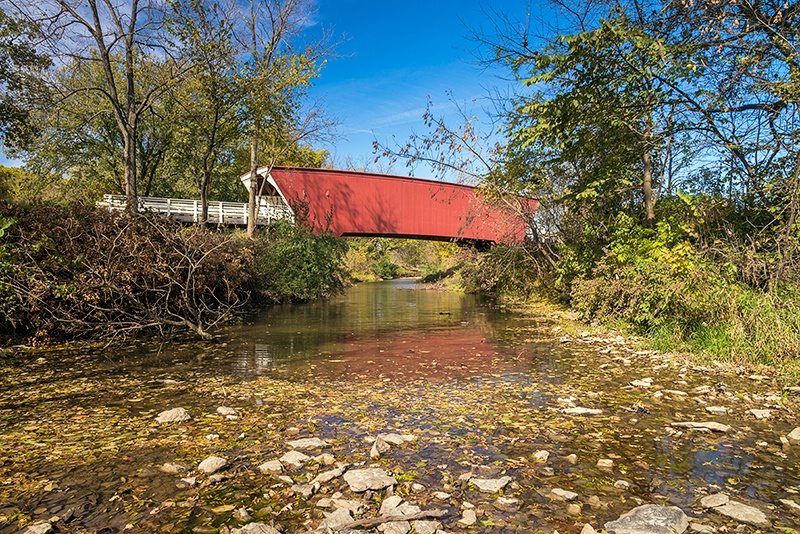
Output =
[{"x1": 1, "y1": 301, "x2": 800, "y2": 534}]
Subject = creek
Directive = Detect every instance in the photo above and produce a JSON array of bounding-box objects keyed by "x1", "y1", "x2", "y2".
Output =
[{"x1": 1, "y1": 280, "x2": 798, "y2": 533}]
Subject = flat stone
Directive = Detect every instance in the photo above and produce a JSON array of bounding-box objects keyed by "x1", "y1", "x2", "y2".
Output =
[
  {"x1": 457, "y1": 509, "x2": 477, "y2": 527},
  {"x1": 377, "y1": 433, "x2": 416, "y2": 446},
  {"x1": 787, "y1": 427, "x2": 800, "y2": 443},
  {"x1": 747, "y1": 409, "x2": 771, "y2": 419},
  {"x1": 615, "y1": 480, "x2": 631, "y2": 490},
  {"x1": 780, "y1": 498, "x2": 800, "y2": 514},
  {"x1": 689, "y1": 524, "x2": 715, "y2": 533},
  {"x1": 700, "y1": 493, "x2": 729, "y2": 508},
  {"x1": 411, "y1": 520, "x2": 440, "y2": 534},
  {"x1": 160, "y1": 462, "x2": 188, "y2": 474},
  {"x1": 320, "y1": 508, "x2": 354, "y2": 530},
  {"x1": 312, "y1": 465, "x2": 347, "y2": 485},
  {"x1": 377, "y1": 521, "x2": 410, "y2": 534},
  {"x1": 379, "y1": 496, "x2": 419, "y2": 517},
  {"x1": 22, "y1": 522, "x2": 53, "y2": 534},
  {"x1": 605, "y1": 504, "x2": 688, "y2": 534},
  {"x1": 664, "y1": 389, "x2": 687, "y2": 396},
  {"x1": 581, "y1": 525, "x2": 597, "y2": 534},
  {"x1": 343, "y1": 468, "x2": 397, "y2": 492},
  {"x1": 784, "y1": 386, "x2": 800, "y2": 393},
  {"x1": 712, "y1": 500, "x2": 771, "y2": 528},
  {"x1": 494, "y1": 497, "x2": 521, "y2": 511},
  {"x1": 257, "y1": 460, "x2": 283, "y2": 475},
  {"x1": 567, "y1": 503, "x2": 582, "y2": 515},
  {"x1": 156, "y1": 407, "x2": 191, "y2": 423},
  {"x1": 563, "y1": 407, "x2": 603, "y2": 416},
  {"x1": 291, "y1": 482, "x2": 319, "y2": 498},
  {"x1": 671, "y1": 421, "x2": 732, "y2": 433},
  {"x1": 197, "y1": 456, "x2": 227, "y2": 474},
  {"x1": 217, "y1": 406, "x2": 237, "y2": 416},
  {"x1": 597, "y1": 459, "x2": 614, "y2": 469},
  {"x1": 630, "y1": 378, "x2": 654, "y2": 387},
  {"x1": 330, "y1": 498, "x2": 365, "y2": 514},
  {"x1": 287, "y1": 437, "x2": 330, "y2": 450},
  {"x1": 230, "y1": 524, "x2": 281, "y2": 534},
  {"x1": 551, "y1": 488, "x2": 579, "y2": 500},
  {"x1": 471, "y1": 476, "x2": 511, "y2": 493},
  {"x1": 705, "y1": 406, "x2": 728, "y2": 416},
  {"x1": 564, "y1": 454, "x2": 578, "y2": 464},
  {"x1": 433, "y1": 491, "x2": 451, "y2": 500},
  {"x1": 315, "y1": 453, "x2": 336, "y2": 465},
  {"x1": 533, "y1": 450, "x2": 550, "y2": 462},
  {"x1": 280, "y1": 450, "x2": 311, "y2": 468}
]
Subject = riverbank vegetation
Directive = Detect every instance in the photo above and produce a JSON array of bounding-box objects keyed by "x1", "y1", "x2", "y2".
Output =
[
  {"x1": 0, "y1": 203, "x2": 345, "y2": 345},
  {"x1": 376, "y1": 1, "x2": 800, "y2": 371}
]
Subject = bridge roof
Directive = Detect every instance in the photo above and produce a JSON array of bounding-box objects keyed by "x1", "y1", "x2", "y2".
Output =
[{"x1": 244, "y1": 166, "x2": 537, "y2": 244}]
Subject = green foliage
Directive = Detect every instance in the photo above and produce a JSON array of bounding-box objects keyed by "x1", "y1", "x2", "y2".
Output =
[{"x1": 253, "y1": 220, "x2": 346, "y2": 302}]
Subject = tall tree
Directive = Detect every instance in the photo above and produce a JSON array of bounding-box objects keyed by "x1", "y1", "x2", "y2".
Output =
[
  {"x1": 12, "y1": 0, "x2": 184, "y2": 212},
  {"x1": 0, "y1": 7, "x2": 51, "y2": 149}
]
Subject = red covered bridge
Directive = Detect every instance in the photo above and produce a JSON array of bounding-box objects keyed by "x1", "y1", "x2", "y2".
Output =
[{"x1": 242, "y1": 166, "x2": 537, "y2": 245}]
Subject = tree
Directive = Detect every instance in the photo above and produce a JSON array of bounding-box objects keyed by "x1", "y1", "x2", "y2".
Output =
[
  {"x1": 236, "y1": 0, "x2": 336, "y2": 236},
  {"x1": 12, "y1": 0, "x2": 185, "y2": 212},
  {"x1": 0, "y1": 7, "x2": 51, "y2": 148}
]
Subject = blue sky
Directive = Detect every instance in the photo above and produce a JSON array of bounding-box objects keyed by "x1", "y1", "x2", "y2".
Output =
[
  {"x1": 0, "y1": 1, "x2": 533, "y2": 174},
  {"x1": 311, "y1": 1, "x2": 528, "y2": 176}
]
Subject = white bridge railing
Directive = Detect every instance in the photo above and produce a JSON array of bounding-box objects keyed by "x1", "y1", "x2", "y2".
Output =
[{"x1": 100, "y1": 194, "x2": 294, "y2": 226}]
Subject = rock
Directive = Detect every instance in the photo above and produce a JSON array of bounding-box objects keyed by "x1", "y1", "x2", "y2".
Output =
[
  {"x1": 208, "y1": 473, "x2": 229, "y2": 484},
  {"x1": 156, "y1": 407, "x2": 191, "y2": 423},
  {"x1": 705, "y1": 406, "x2": 728, "y2": 416},
  {"x1": 605, "y1": 505, "x2": 688, "y2": 534},
  {"x1": 312, "y1": 465, "x2": 347, "y2": 485},
  {"x1": 257, "y1": 460, "x2": 283, "y2": 475},
  {"x1": 787, "y1": 427, "x2": 800, "y2": 443},
  {"x1": 329, "y1": 498, "x2": 365, "y2": 514},
  {"x1": 22, "y1": 522, "x2": 53, "y2": 534},
  {"x1": 230, "y1": 524, "x2": 280, "y2": 534},
  {"x1": 287, "y1": 437, "x2": 330, "y2": 450},
  {"x1": 377, "y1": 433, "x2": 416, "y2": 446},
  {"x1": 689, "y1": 524, "x2": 715, "y2": 533},
  {"x1": 433, "y1": 491, "x2": 451, "y2": 500},
  {"x1": 780, "y1": 498, "x2": 800, "y2": 514},
  {"x1": 551, "y1": 488, "x2": 579, "y2": 500},
  {"x1": 233, "y1": 508, "x2": 253, "y2": 522},
  {"x1": 664, "y1": 390, "x2": 687, "y2": 396},
  {"x1": 178, "y1": 477, "x2": 196, "y2": 488},
  {"x1": 564, "y1": 454, "x2": 578, "y2": 465},
  {"x1": 371, "y1": 436, "x2": 391, "y2": 459},
  {"x1": 457, "y1": 509, "x2": 477, "y2": 527},
  {"x1": 277, "y1": 475, "x2": 294, "y2": 485},
  {"x1": 630, "y1": 378, "x2": 654, "y2": 387},
  {"x1": 784, "y1": 386, "x2": 800, "y2": 393},
  {"x1": 411, "y1": 520, "x2": 440, "y2": 534},
  {"x1": 161, "y1": 462, "x2": 188, "y2": 474},
  {"x1": 532, "y1": 450, "x2": 550, "y2": 463},
  {"x1": 217, "y1": 406, "x2": 237, "y2": 416},
  {"x1": 280, "y1": 450, "x2": 310, "y2": 468},
  {"x1": 291, "y1": 482, "x2": 319, "y2": 498},
  {"x1": 711, "y1": 500, "x2": 771, "y2": 528},
  {"x1": 581, "y1": 525, "x2": 597, "y2": 534},
  {"x1": 494, "y1": 497, "x2": 521, "y2": 511},
  {"x1": 540, "y1": 467, "x2": 555, "y2": 476},
  {"x1": 747, "y1": 409, "x2": 771, "y2": 419},
  {"x1": 343, "y1": 468, "x2": 397, "y2": 492},
  {"x1": 596, "y1": 459, "x2": 614, "y2": 469},
  {"x1": 197, "y1": 456, "x2": 227, "y2": 474},
  {"x1": 563, "y1": 407, "x2": 603, "y2": 416},
  {"x1": 567, "y1": 503, "x2": 582, "y2": 516},
  {"x1": 471, "y1": 476, "x2": 511, "y2": 493},
  {"x1": 380, "y1": 496, "x2": 404, "y2": 515},
  {"x1": 614, "y1": 480, "x2": 631, "y2": 490},
  {"x1": 320, "y1": 508, "x2": 354, "y2": 530},
  {"x1": 377, "y1": 522, "x2": 410, "y2": 534},
  {"x1": 700, "y1": 493, "x2": 729, "y2": 508},
  {"x1": 670, "y1": 421, "x2": 733, "y2": 433},
  {"x1": 411, "y1": 483, "x2": 425, "y2": 492},
  {"x1": 315, "y1": 453, "x2": 336, "y2": 465}
]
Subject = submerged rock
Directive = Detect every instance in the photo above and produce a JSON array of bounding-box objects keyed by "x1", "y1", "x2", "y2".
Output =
[
  {"x1": 156, "y1": 407, "x2": 191, "y2": 423},
  {"x1": 710, "y1": 500, "x2": 771, "y2": 528},
  {"x1": 551, "y1": 488, "x2": 579, "y2": 500},
  {"x1": 217, "y1": 406, "x2": 237, "y2": 417},
  {"x1": 287, "y1": 437, "x2": 330, "y2": 450},
  {"x1": 605, "y1": 504, "x2": 688, "y2": 534},
  {"x1": 280, "y1": 450, "x2": 311, "y2": 468},
  {"x1": 670, "y1": 421, "x2": 732, "y2": 433},
  {"x1": 377, "y1": 433, "x2": 416, "y2": 446},
  {"x1": 230, "y1": 523, "x2": 281, "y2": 534},
  {"x1": 563, "y1": 407, "x2": 603, "y2": 416},
  {"x1": 699, "y1": 493, "x2": 729, "y2": 508},
  {"x1": 457, "y1": 509, "x2": 477, "y2": 527},
  {"x1": 343, "y1": 468, "x2": 397, "y2": 492},
  {"x1": 257, "y1": 460, "x2": 283, "y2": 475},
  {"x1": 470, "y1": 476, "x2": 511, "y2": 493}
]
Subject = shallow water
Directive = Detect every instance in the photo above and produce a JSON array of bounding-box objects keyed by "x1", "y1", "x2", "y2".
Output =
[{"x1": 1, "y1": 280, "x2": 799, "y2": 533}]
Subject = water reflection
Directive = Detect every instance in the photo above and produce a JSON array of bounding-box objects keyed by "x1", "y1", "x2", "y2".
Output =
[{"x1": 228, "y1": 279, "x2": 510, "y2": 375}]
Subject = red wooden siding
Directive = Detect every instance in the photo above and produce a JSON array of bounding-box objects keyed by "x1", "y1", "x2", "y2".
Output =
[{"x1": 258, "y1": 167, "x2": 537, "y2": 244}]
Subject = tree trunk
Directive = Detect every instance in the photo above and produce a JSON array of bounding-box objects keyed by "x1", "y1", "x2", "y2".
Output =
[
  {"x1": 200, "y1": 176, "x2": 209, "y2": 225},
  {"x1": 643, "y1": 146, "x2": 655, "y2": 227},
  {"x1": 123, "y1": 127, "x2": 138, "y2": 215},
  {"x1": 247, "y1": 131, "x2": 259, "y2": 237}
]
